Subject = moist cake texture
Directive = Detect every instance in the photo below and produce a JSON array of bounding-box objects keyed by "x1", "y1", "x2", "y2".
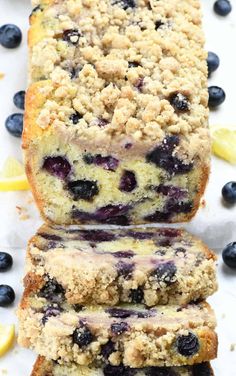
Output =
[
  {"x1": 23, "y1": 0, "x2": 210, "y2": 225},
  {"x1": 25, "y1": 225, "x2": 217, "y2": 306},
  {"x1": 31, "y1": 356, "x2": 214, "y2": 376}
]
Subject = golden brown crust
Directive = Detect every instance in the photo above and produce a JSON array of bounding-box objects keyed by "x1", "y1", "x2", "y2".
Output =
[{"x1": 31, "y1": 356, "x2": 53, "y2": 376}]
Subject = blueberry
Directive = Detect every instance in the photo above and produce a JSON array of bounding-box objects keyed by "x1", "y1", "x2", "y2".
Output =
[
  {"x1": 103, "y1": 365, "x2": 137, "y2": 376},
  {"x1": 146, "y1": 136, "x2": 193, "y2": 175},
  {"x1": 101, "y1": 340, "x2": 116, "y2": 359},
  {"x1": 129, "y1": 287, "x2": 144, "y2": 303},
  {"x1": 0, "y1": 285, "x2": 15, "y2": 307},
  {"x1": 95, "y1": 205, "x2": 130, "y2": 221},
  {"x1": 69, "y1": 111, "x2": 82, "y2": 124},
  {"x1": 192, "y1": 362, "x2": 212, "y2": 376},
  {"x1": 176, "y1": 332, "x2": 199, "y2": 356},
  {"x1": 214, "y1": 0, "x2": 232, "y2": 16},
  {"x1": 13, "y1": 91, "x2": 26, "y2": 110},
  {"x1": 128, "y1": 62, "x2": 140, "y2": 68},
  {"x1": 38, "y1": 232, "x2": 63, "y2": 242},
  {"x1": 111, "y1": 321, "x2": 130, "y2": 335},
  {"x1": 169, "y1": 93, "x2": 190, "y2": 112},
  {"x1": 80, "y1": 230, "x2": 115, "y2": 242},
  {"x1": 83, "y1": 154, "x2": 119, "y2": 171},
  {"x1": 155, "y1": 20, "x2": 165, "y2": 30},
  {"x1": 208, "y1": 86, "x2": 226, "y2": 107},
  {"x1": 0, "y1": 24, "x2": 22, "y2": 49},
  {"x1": 113, "y1": 250, "x2": 135, "y2": 258},
  {"x1": 158, "y1": 228, "x2": 180, "y2": 238},
  {"x1": 43, "y1": 156, "x2": 71, "y2": 180},
  {"x1": 126, "y1": 231, "x2": 153, "y2": 240},
  {"x1": 222, "y1": 181, "x2": 236, "y2": 204},
  {"x1": 112, "y1": 0, "x2": 136, "y2": 10},
  {"x1": 67, "y1": 180, "x2": 99, "y2": 200},
  {"x1": 165, "y1": 199, "x2": 193, "y2": 214},
  {"x1": 63, "y1": 29, "x2": 80, "y2": 45},
  {"x1": 42, "y1": 304, "x2": 62, "y2": 324},
  {"x1": 151, "y1": 261, "x2": 177, "y2": 285},
  {"x1": 154, "y1": 185, "x2": 187, "y2": 200},
  {"x1": 0, "y1": 252, "x2": 13, "y2": 271},
  {"x1": 146, "y1": 367, "x2": 177, "y2": 376},
  {"x1": 134, "y1": 77, "x2": 144, "y2": 92},
  {"x1": 72, "y1": 322, "x2": 94, "y2": 347},
  {"x1": 39, "y1": 278, "x2": 65, "y2": 303},
  {"x1": 144, "y1": 211, "x2": 171, "y2": 223},
  {"x1": 119, "y1": 171, "x2": 137, "y2": 192},
  {"x1": 222, "y1": 242, "x2": 236, "y2": 268},
  {"x1": 207, "y1": 52, "x2": 220, "y2": 76},
  {"x1": 116, "y1": 261, "x2": 134, "y2": 279},
  {"x1": 106, "y1": 307, "x2": 134, "y2": 319},
  {"x1": 5, "y1": 113, "x2": 23, "y2": 137},
  {"x1": 103, "y1": 215, "x2": 129, "y2": 226}
]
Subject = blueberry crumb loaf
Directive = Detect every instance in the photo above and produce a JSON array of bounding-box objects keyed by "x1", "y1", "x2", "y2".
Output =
[
  {"x1": 25, "y1": 225, "x2": 217, "y2": 306},
  {"x1": 31, "y1": 356, "x2": 214, "y2": 376},
  {"x1": 18, "y1": 279, "x2": 217, "y2": 368},
  {"x1": 23, "y1": 0, "x2": 210, "y2": 225}
]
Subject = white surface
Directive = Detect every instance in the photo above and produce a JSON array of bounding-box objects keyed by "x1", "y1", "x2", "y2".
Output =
[{"x1": 0, "y1": 0, "x2": 236, "y2": 375}]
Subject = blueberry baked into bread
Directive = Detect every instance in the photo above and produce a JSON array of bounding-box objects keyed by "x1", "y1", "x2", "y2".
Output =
[
  {"x1": 25, "y1": 225, "x2": 217, "y2": 307},
  {"x1": 23, "y1": 0, "x2": 210, "y2": 225},
  {"x1": 31, "y1": 356, "x2": 214, "y2": 376}
]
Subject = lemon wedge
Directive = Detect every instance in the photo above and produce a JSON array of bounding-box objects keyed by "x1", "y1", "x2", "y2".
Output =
[
  {"x1": 211, "y1": 127, "x2": 236, "y2": 164},
  {"x1": 0, "y1": 324, "x2": 15, "y2": 357},
  {"x1": 0, "y1": 157, "x2": 29, "y2": 191}
]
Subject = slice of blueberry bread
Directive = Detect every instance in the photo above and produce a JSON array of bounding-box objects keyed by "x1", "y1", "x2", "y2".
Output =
[
  {"x1": 25, "y1": 225, "x2": 217, "y2": 306},
  {"x1": 31, "y1": 356, "x2": 214, "y2": 376},
  {"x1": 18, "y1": 278, "x2": 218, "y2": 368},
  {"x1": 23, "y1": 0, "x2": 210, "y2": 225}
]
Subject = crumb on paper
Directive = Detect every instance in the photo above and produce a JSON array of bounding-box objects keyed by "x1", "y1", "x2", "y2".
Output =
[
  {"x1": 0, "y1": 72, "x2": 5, "y2": 80},
  {"x1": 16, "y1": 206, "x2": 30, "y2": 221},
  {"x1": 200, "y1": 199, "x2": 206, "y2": 208},
  {"x1": 230, "y1": 344, "x2": 236, "y2": 352}
]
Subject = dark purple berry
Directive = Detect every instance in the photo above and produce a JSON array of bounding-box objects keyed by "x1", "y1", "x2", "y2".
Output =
[
  {"x1": 83, "y1": 154, "x2": 119, "y2": 171},
  {"x1": 72, "y1": 323, "x2": 94, "y2": 347},
  {"x1": 154, "y1": 185, "x2": 187, "y2": 200},
  {"x1": 95, "y1": 205, "x2": 130, "y2": 220},
  {"x1": 214, "y1": 0, "x2": 232, "y2": 16},
  {"x1": 13, "y1": 90, "x2": 25, "y2": 110},
  {"x1": 80, "y1": 230, "x2": 115, "y2": 242},
  {"x1": 169, "y1": 93, "x2": 190, "y2": 112},
  {"x1": 151, "y1": 261, "x2": 177, "y2": 285},
  {"x1": 129, "y1": 287, "x2": 144, "y2": 303},
  {"x1": 39, "y1": 278, "x2": 65, "y2": 303},
  {"x1": 208, "y1": 86, "x2": 226, "y2": 107},
  {"x1": 207, "y1": 52, "x2": 220, "y2": 76},
  {"x1": 125, "y1": 143, "x2": 133, "y2": 149},
  {"x1": 42, "y1": 304, "x2": 62, "y2": 324},
  {"x1": 63, "y1": 29, "x2": 80, "y2": 44},
  {"x1": 106, "y1": 307, "x2": 134, "y2": 319},
  {"x1": 101, "y1": 340, "x2": 116, "y2": 359},
  {"x1": 113, "y1": 250, "x2": 134, "y2": 258},
  {"x1": 0, "y1": 24, "x2": 22, "y2": 49},
  {"x1": 0, "y1": 252, "x2": 13, "y2": 271},
  {"x1": 144, "y1": 211, "x2": 171, "y2": 223},
  {"x1": 134, "y1": 77, "x2": 144, "y2": 91},
  {"x1": 116, "y1": 261, "x2": 134, "y2": 279},
  {"x1": 0, "y1": 285, "x2": 15, "y2": 307},
  {"x1": 67, "y1": 180, "x2": 99, "y2": 200},
  {"x1": 192, "y1": 362, "x2": 212, "y2": 376},
  {"x1": 111, "y1": 321, "x2": 130, "y2": 335},
  {"x1": 119, "y1": 171, "x2": 137, "y2": 192},
  {"x1": 5, "y1": 113, "x2": 23, "y2": 137},
  {"x1": 38, "y1": 233, "x2": 63, "y2": 242},
  {"x1": 112, "y1": 0, "x2": 136, "y2": 10},
  {"x1": 69, "y1": 111, "x2": 82, "y2": 124},
  {"x1": 146, "y1": 367, "x2": 177, "y2": 376},
  {"x1": 146, "y1": 136, "x2": 193, "y2": 175},
  {"x1": 158, "y1": 229, "x2": 180, "y2": 238},
  {"x1": 222, "y1": 242, "x2": 236, "y2": 268},
  {"x1": 128, "y1": 62, "x2": 140, "y2": 68},
  {"x1": 127, "y1": 231, "x2": 153, "y2": 240},
  {"x1": 97, "y1": 118, "x2": 109, "y2": 127},
  {"x1": 165, "y1": 199, "x2": 193, "y2": 214},
  {"x1": 103, "y1": 215, "x2": 129, "y2": 226},
  {"x1": 222, "y1": 181, "x2": 236, "y2": 204},
  {"x1": 42, "y1": 156, "x2": 71, "y2": 180},
  {"x1": 103, "y1": 365, "x2": 136, "y2": 376},
  {"x1": 176, "y1": 332, "x2": 200, "y2": 356}
]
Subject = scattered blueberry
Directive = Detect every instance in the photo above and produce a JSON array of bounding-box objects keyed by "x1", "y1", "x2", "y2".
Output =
[
  {"x1": 208, "y1": 86, "x2": 226, "y2": 107},
  {"x1": 119, "y1": 171, "x2": 137, "y2": 192},
  {"x1": 144, "y1": 210, "x2": 171, "y2": 223},
  {"x1": 129, "y1": 287, "x2": 144, "y2": 303},
  {"x1": 112, "y1": 0, "x2": 136, "y2": 10},
  {"x1": 101, "y1": 340, "x2": 116, "y2": 359},
  {"x1": 146, "y1": 367, "x2": 177, "y2": 376},
  {"x1": 0, "y1": 24, "x2": 22, "y2": 49},
  {"x1": 214, "y1": 0, "x2": 232, "y2": 16},
  {"x1": 169, "y1": 93, "x2": 190, "y2": 112},
  {"x1": 151, "y1": 261, "x2": 177, "y2": 285},
  {"x1": 0, "y1": 252, "x2": 13, "y2": 272},
  {"x1": 80, "y1": 230, "x2": 115, "y2": 242},
  {"x1": 39, "y1": 278, "x2": 65, "y2": 303},
  {"x1": 113, "y1": 250, "x2": 135, "y2": 259},
  {"x1": 95, "y1": 205, "x2": 130, "y2": 221},
  {"x1": 176, "y1": 332, "x2": 200, "y2": 356},
  {"x1": 207, "y1": 52, "x2": 220, "y2": 76},
  {"x1": 111, "y1": 321, "x2": 130, "y2": 335},
  {"x1": 146, "y1": 136, "x2": 193, "y2": 175},
  {"x1": 165, "y1": 199, "x2": 193, "y2": 214},
  {"x1": 0, "y1": 285, "x2": 15, "y2": 307},
  {"x1": 155, "y1": 20, "x2": 165, "y2": 30},
  {"x1": 72, "y1": 322, "x2": 94, "y2": 347},
  {"x1": 63, "y1": 29, "x2": 80, "y2": 44},
  {"x1": 222, "y1": 181, "x2": 236, "y2": 204},
  {"x1": 116, "y1": 261, "x2": 134, "y2": 279},
  {"x1": 103, "y1": 364, "x2": 136, "y2": 376},
  {"x1": 222, "y1": 242, "x2": 236, "y2": 268},
  {"x1": 83, "y1": 154, "x2": 119, "y2": 171},
  {"x1": 134, "y1": 77, "x2": 144, "y2": 92},
  {"x1": 97, "y1": 118, "x2": 109, "y2": 127},
  {"x1": 71, "y1": 205, "x2": 130, "y2": 225},
  {"x1": 42, "y1": 156, "x2": 71, "y2": 180},
  {"x1": 38, "y1": 232, "x2": 63, "y2": 242},
  {"x1": 192, "y1": 362, "x2": 212, "y2": 376},
  {"x1": 106, "y1": 307, "x2": 134, "y2": 319},
  {"x1": 13, "y1": 90, "x2": 25, "y2": 110},
  {"x1": 42, "y1": 304, "x2": 62, "y2": 324},
  {"x1": 5, "y1": 113, "x2": 23, "y2": 137},
  {"x1": 126, "y1": 231, "x2": 153, "y2": 240},
  {"x1": 67, "y1": 180, "x2": 99, "y2": 200},
  {"x1": 154, "y1": 185, "x2": 187, "y2": 200},
  {"x1": 69, "y1": 111, "x2": 82, "y2": 124},
  {"x1": 158, "y1": 228, "x2": 180, "y2": 238}
]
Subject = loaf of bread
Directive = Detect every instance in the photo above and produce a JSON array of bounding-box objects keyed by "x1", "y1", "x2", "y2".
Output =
[
  {"x1": 25, "y1": 225, "x2": 217, "y2": 306},
  {"x1": 31, "y1": 356, "x2": 214, "y2": 376},
  {"x1": 23, "y1": 0, "x2": 210, "y2": 225}
]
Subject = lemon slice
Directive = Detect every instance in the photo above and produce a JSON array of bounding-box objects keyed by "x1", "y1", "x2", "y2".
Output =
[
  {"x1": 0, "y1": 157, "x2": 29, "y2": 191},
  {"x1": 211, "y1": 127, "x2": 236, "y2": 164},
  {"x1": 0, "y1": 324, "x2": 15, "y2": 357}
]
